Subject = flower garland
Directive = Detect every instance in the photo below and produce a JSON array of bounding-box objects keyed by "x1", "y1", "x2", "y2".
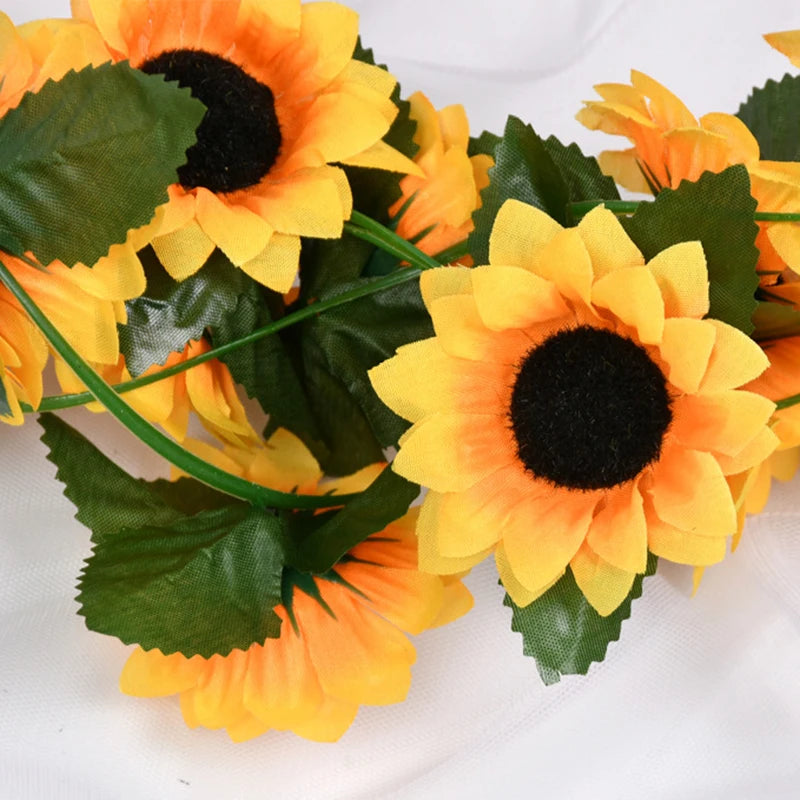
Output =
[{"x1": 1, "y1": 0, "x2": 800, "y2": 742}]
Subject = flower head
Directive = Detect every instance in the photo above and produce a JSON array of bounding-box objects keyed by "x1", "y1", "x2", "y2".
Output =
[
  {"x1": 73, "y1": 0, "x2": 420, "y2": 293},
  {"x1": 370, "y1": 200, "x2": 778, "y2": 615},
  {"x1": 577, "y1": 70, "x2": 800, "y2": 281},
  {"x1": 390, "y1": 92, "x2": 492, "y2": 259},
  {"x1": 0, "y1": 14, "x2": 151, "y2": 423},
  {"x1": 120, "y1": 431, "x2": 471, "y2": 742}
]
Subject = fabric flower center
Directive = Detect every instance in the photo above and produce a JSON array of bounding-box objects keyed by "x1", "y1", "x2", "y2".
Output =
[
  {"x1": 140, "y1": 49, "x2": 282, "y2": 193},
  {"x1": 509, "y1": 325, "x2": 672, "y2": 490}
]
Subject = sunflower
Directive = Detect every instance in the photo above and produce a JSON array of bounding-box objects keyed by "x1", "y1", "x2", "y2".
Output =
[
  {"x1": 72, "y1": 0, "x2": 421, "y2": 294},
  {"x1": 370, "y1": 200, "x2": 778, "y2": 615},
  {"x1": 55, "y1": 337, "x2": 259, "y2": 446},
  {"x1": 0, "y1": 15, "x2": 151, "y2": 424},
  {"x1": 576, "y1": 70, "x2": 800, "y2": 281},
  {"x1": 120, "y1": 431, "x2": 472, "y2": 742},
  {"x1": 389, "y1": 92, "x2": 492, "y2": 260}
]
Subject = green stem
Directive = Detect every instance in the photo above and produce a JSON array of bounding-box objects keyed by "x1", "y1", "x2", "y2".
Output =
[
  {"x1": 0, "y1": 257, "x2": 355, "y2": 510},
  {"x1": 569, "y1": 199, "x2": 800, "y2": 223},
  {"x1": 433, "y1": 239, "x2": 471, "y2": 265},
  {"x1": 346, "y1": 210, "x2": 441, "y2": 270},
  {"x1": 28, "y1": 266, "x2": 423, "y2": 413},
  {"x1": 776, "y1": 392, "x2": 800, "y2": 411}
]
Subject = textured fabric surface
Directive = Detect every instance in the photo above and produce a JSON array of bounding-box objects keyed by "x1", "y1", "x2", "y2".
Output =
[{"x1": 2, "y1": 1, "x2": 800, "y2": 798}]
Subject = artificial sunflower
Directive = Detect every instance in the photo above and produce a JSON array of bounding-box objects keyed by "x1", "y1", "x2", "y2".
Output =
[
  {"x1": 0, "y1": 14, "x2": 151, "y2": 424},
  {"x1": 54, "y1": 338, "x2": 259, "y2": 446},
  {"x1": 576, "y1": 70, "x2": 800, "y2": 281},
  {"x1": 389, "y1": 92, "x2": 492, "y2": 260},
  {"x1": 120, "y1": 431, "x2": 472, "y2": 742},
  {"x1": 71, "y1": 0, "x2": 420, "y2": 293},
  {"x1": 370, "y1": 200, "x2": 778, "y2": 615}
]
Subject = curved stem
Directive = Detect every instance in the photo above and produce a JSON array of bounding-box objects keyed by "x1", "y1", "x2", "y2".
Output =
[
  {"x1": 569, "y1": 199, "x2": 800, "y2": 223},
  {"x1": 776, "y1": 392, "x2": 800, "y2": 411},
  {"x1": 0, "y1": 258, "x2": 355, "y2": 510},
  {"x1": 346, "y1": 210, "x2": 441, "y2": 270}
]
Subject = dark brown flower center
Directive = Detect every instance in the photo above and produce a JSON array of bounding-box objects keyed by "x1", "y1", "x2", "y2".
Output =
[
  {"x1": 509, "y1": 325, "x2": 672, "y2": 490},
  {"x1": 140, "y1": 49, "x2": 282, "y2": 193}
]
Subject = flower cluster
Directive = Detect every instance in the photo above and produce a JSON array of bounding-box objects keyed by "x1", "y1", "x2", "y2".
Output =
[{"x1": 1, "y1": 0, "x2": 799, "y2": 744}]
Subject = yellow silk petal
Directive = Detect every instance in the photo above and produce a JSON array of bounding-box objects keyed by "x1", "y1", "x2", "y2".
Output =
[
  {"x1": 597, "y1": 149, "x2": 653, "y2": 194},
  {"x1": 394, "y1": 413, "x2": 514, "y2": 493},
  {"x1": 188, "y1": 650, "x2": 250, "y2": 729},
  {"x1": 714, "y1": 427, "x2": 779, "y2": 476},
  {"x1": 699, "y1": 112, "x2": 760, "y2": 165},
  {"x1": 662, "y1": 128, "x2": 732, "y2": 186},
  {"x1": 592, "y1": 266, "x2": 664, "y2": 344},
  {"x1": 585, "y1": 483, "x2": 648, "y2": 573},
  {"x1": 647, "y1": 515, "x2": 728, "y2": 566},
  {"x1": 240, "y1": 233, "x2": 301, "y2": 293},
  {"x1": 471, "y1": 265, "x2": 570, "y2": 331},
  {"x1": 496, "y1": 543, "x2": 564, "y2": 608},
  {"x1": 152, "y1": 223, "x2": 215, "y2": 282},
  {"x1": 489, "y1": 199, "x2": 563, "y2": 271},
  {"x1": 764, "y1": 30, "x2": 800, "y2": 68},
  {"x1": 340, "y1": 139, "x2": 423, "y2": 176},
  {"x1": 646, "y1": 241, "x2": 709, "y2": 319},
  {"x1": 120, "y1": 647, "x2": 203, "y2": 697},
  {"x1": 630, "y1": 70, "x2": 697, "y2": 129},
  {"x1": 658, "y1": 318, "x2": 717, "y2": 394},
  {"x1": 195, "y1": 189, "x2": 273, "y2": 266},
  {"x1": 577, "y1": 206, "x2": 644, "y2": 279},
  {"x1": 649, "y1": 446, "x2": 736, "y2": 536},
  {"x1": 289, "y1": 695, "x2": 359, "y2": 743},
  {"x1": 501, "y1": 489, "x2": 597, "y2": 595},
  {"x1": 570, "y1": 542, "x2": 637, "y2": 617},
  {"x1": 699, "y1": 320, "x2": 770, "y2": 392},
  {"x1": 419, "y1": 265, "x2": 472, "y2": 307},
  {"x1": 530, "y1": 227, "x2": 594, "y2": 306}
]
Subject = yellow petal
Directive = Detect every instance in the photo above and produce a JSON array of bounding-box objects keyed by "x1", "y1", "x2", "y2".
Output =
[
  {"x1": 764, "y1": 30, "x2": 800, "y2": 68},
  {"x1": 120, "y1": 647, "x2": 202, "y2": 697},
  {"x1": 646, "y1": 241, "x2": 709, "y2": 319},
  {"x1": 152, "y1": 223, "x2": 215, "y2": 282},
  {"x1": 340, "y1": 139, "x2": 423, "y2": 176},
  {"x1": 570, "y1": 542, "x2": 637, "y2": 617},
  {"x1": 658, "y1": 318, "x2": 717, "y2": 393},
  {"x1": 646, "y1": 514, "x2": 728, "y2": 566},
  {"x1": 289, "y1": 695, "x2": 358, "y2": 743},
  {"x1": 592, "y1": 266, "x2": 664, "y2": 344},
  {"x1": 417, "y1": 492, "x2": 494, "y2": 574},
  {"x1": 699, "y1": 320, "x2": 770, "y2": 392},
  {"x1": 471, "y1": 265, "x2": 570, "y2": 331},
  {"x1": 368, "y1": 337, "x2": 512, "y2": 422},
  {"x1": 240, "y1": 233, "x2": 301, "y2": 293},
  {"x1": 630, "y1": 70, "x2": 697, "y2": 129},
  {"x1": 670, "y1": 391, "x2": 776, "y2": 458},
  {"x1": 577, "y1": 206, "x2": 644, "y2": 279},
  {"x1": 714, "y1": 427, "x2": 779, "y2": 476},
  {"x1": 496, "y1": 542, "x2": 563, "y2": 607},
  {"x1": 195, "y1": 189, "x2": 273, "y2": 266},
  {"x1": 597, "y1": 149, "x2": 653, "y2": 194},
  {"x1": 296, "y1": 2, "x2": 358, "y2": 86},
  {"x1": 649, "y1": 446, "x2": 736, "y2": 536},
  {"x1": 662, "y1": 128, "x2": 733, "y2": 186},
  {"x1": 530, "y1": 227, "x2": 594, "y2": 305},
  {"x1": 501, "y1": 489, "x2": 597, "y2": 595},
  {"x1": 489, "y1": 199, "x2": 563, "y2": 271},
  {"x1": 189, "y1": 650, "x2": 250, "y2": 729},
  {"x1": 394, "y1": 413, "x2": 514, "y2": 493},
  {"x1": 699, "y1": 113, "x2": 760, "y2": 165},
  {"x1": 585, "y1": 483, "x2": 648, "y2": 573},
  {"x1": 419, "y1": 265, "x2": 472, "y2": 307}
]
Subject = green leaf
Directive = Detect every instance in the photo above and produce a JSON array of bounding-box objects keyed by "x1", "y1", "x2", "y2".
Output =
[
  {"x1": 505, "y1": 554, "x2": 658, "y2": 684},
  {"x1": 622, "y1": 167, "x2": 759, "y2": 334},
  {"x1": 736, "y1": 74, "x2": 800, "y2": 161},
  {"x1": 121, "y1": 248, "x2": 251, "y2": 376},
  {"x1": 468, "y1": 129, "x2": 501, "y2": 158},
  {"x1": 78, "y1": 503, "x2": 286, "y2": 657},
  {"x1": 0, "y1": 62, "x2": 205, "y2": 267},
  {"x1": 470, "y1": 116, "x2": 571, "y2": 264},
  {"x1": 39, "y1": 412, "x2": 232, "y2": 535},
  {"x1": 291, "y1": 466, "x2": 419, "y2": 573},
  {"x1": 543, "y1": 135, "x2": 620, "y2": 216},
  {"x1": 40, "y1": 413, "x2": 287, "y2": 657},
  {"x1": 297, "y1": 276, "x2": 433, "y2": 474},
  {"x1": 752, "y1": 298, "x2": 800, "y2": 341}
]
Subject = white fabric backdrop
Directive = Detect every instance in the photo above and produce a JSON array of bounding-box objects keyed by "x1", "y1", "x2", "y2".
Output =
[{"x1": 1, "y1": 1, "x2": 799, "y2": 798}]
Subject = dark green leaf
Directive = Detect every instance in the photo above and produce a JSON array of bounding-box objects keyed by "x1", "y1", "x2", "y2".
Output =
[
  {"x1": 468, "y1": 130, "x2": 501, "y2": 158},
  {"x1": 39, "y1": 413, "x2": 232, "y2": 536},
  {"x1": 78, "y1": 504, "x2": 286, "y2": 657},
  {"x1": 752, "y1": 298, "x2": 800, "y2": 340},
  {"x1": 505, "y1": 554, "x2": 658, "y2": 684},
  {"x1": 470, "y1": 116, "x2": 570, "y2": 264},
  {"x1": 121, "y1": 248, "x2": 251, "y2": 375},
  {"x1": 543, "y1": 135, "x2": 620, "y2": 218},
  {"x1": 622, "y1": 167, "x2": 759, "y2": 334},
  {"x1": 40, "y1": 414, "x2": 287, "y2": 657},
  {"x1": 736, "y1": 73, "x2": 800, "y2": 161},
  {"x1": 291, "y1": 467, "x2": 419, "y2": 573},
  {"x1": 0, "y1": 62, "x2": 204, "y2": 267},
  {"x1": 298, "y1": 276, "x2": 433, "y2": 474}
]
